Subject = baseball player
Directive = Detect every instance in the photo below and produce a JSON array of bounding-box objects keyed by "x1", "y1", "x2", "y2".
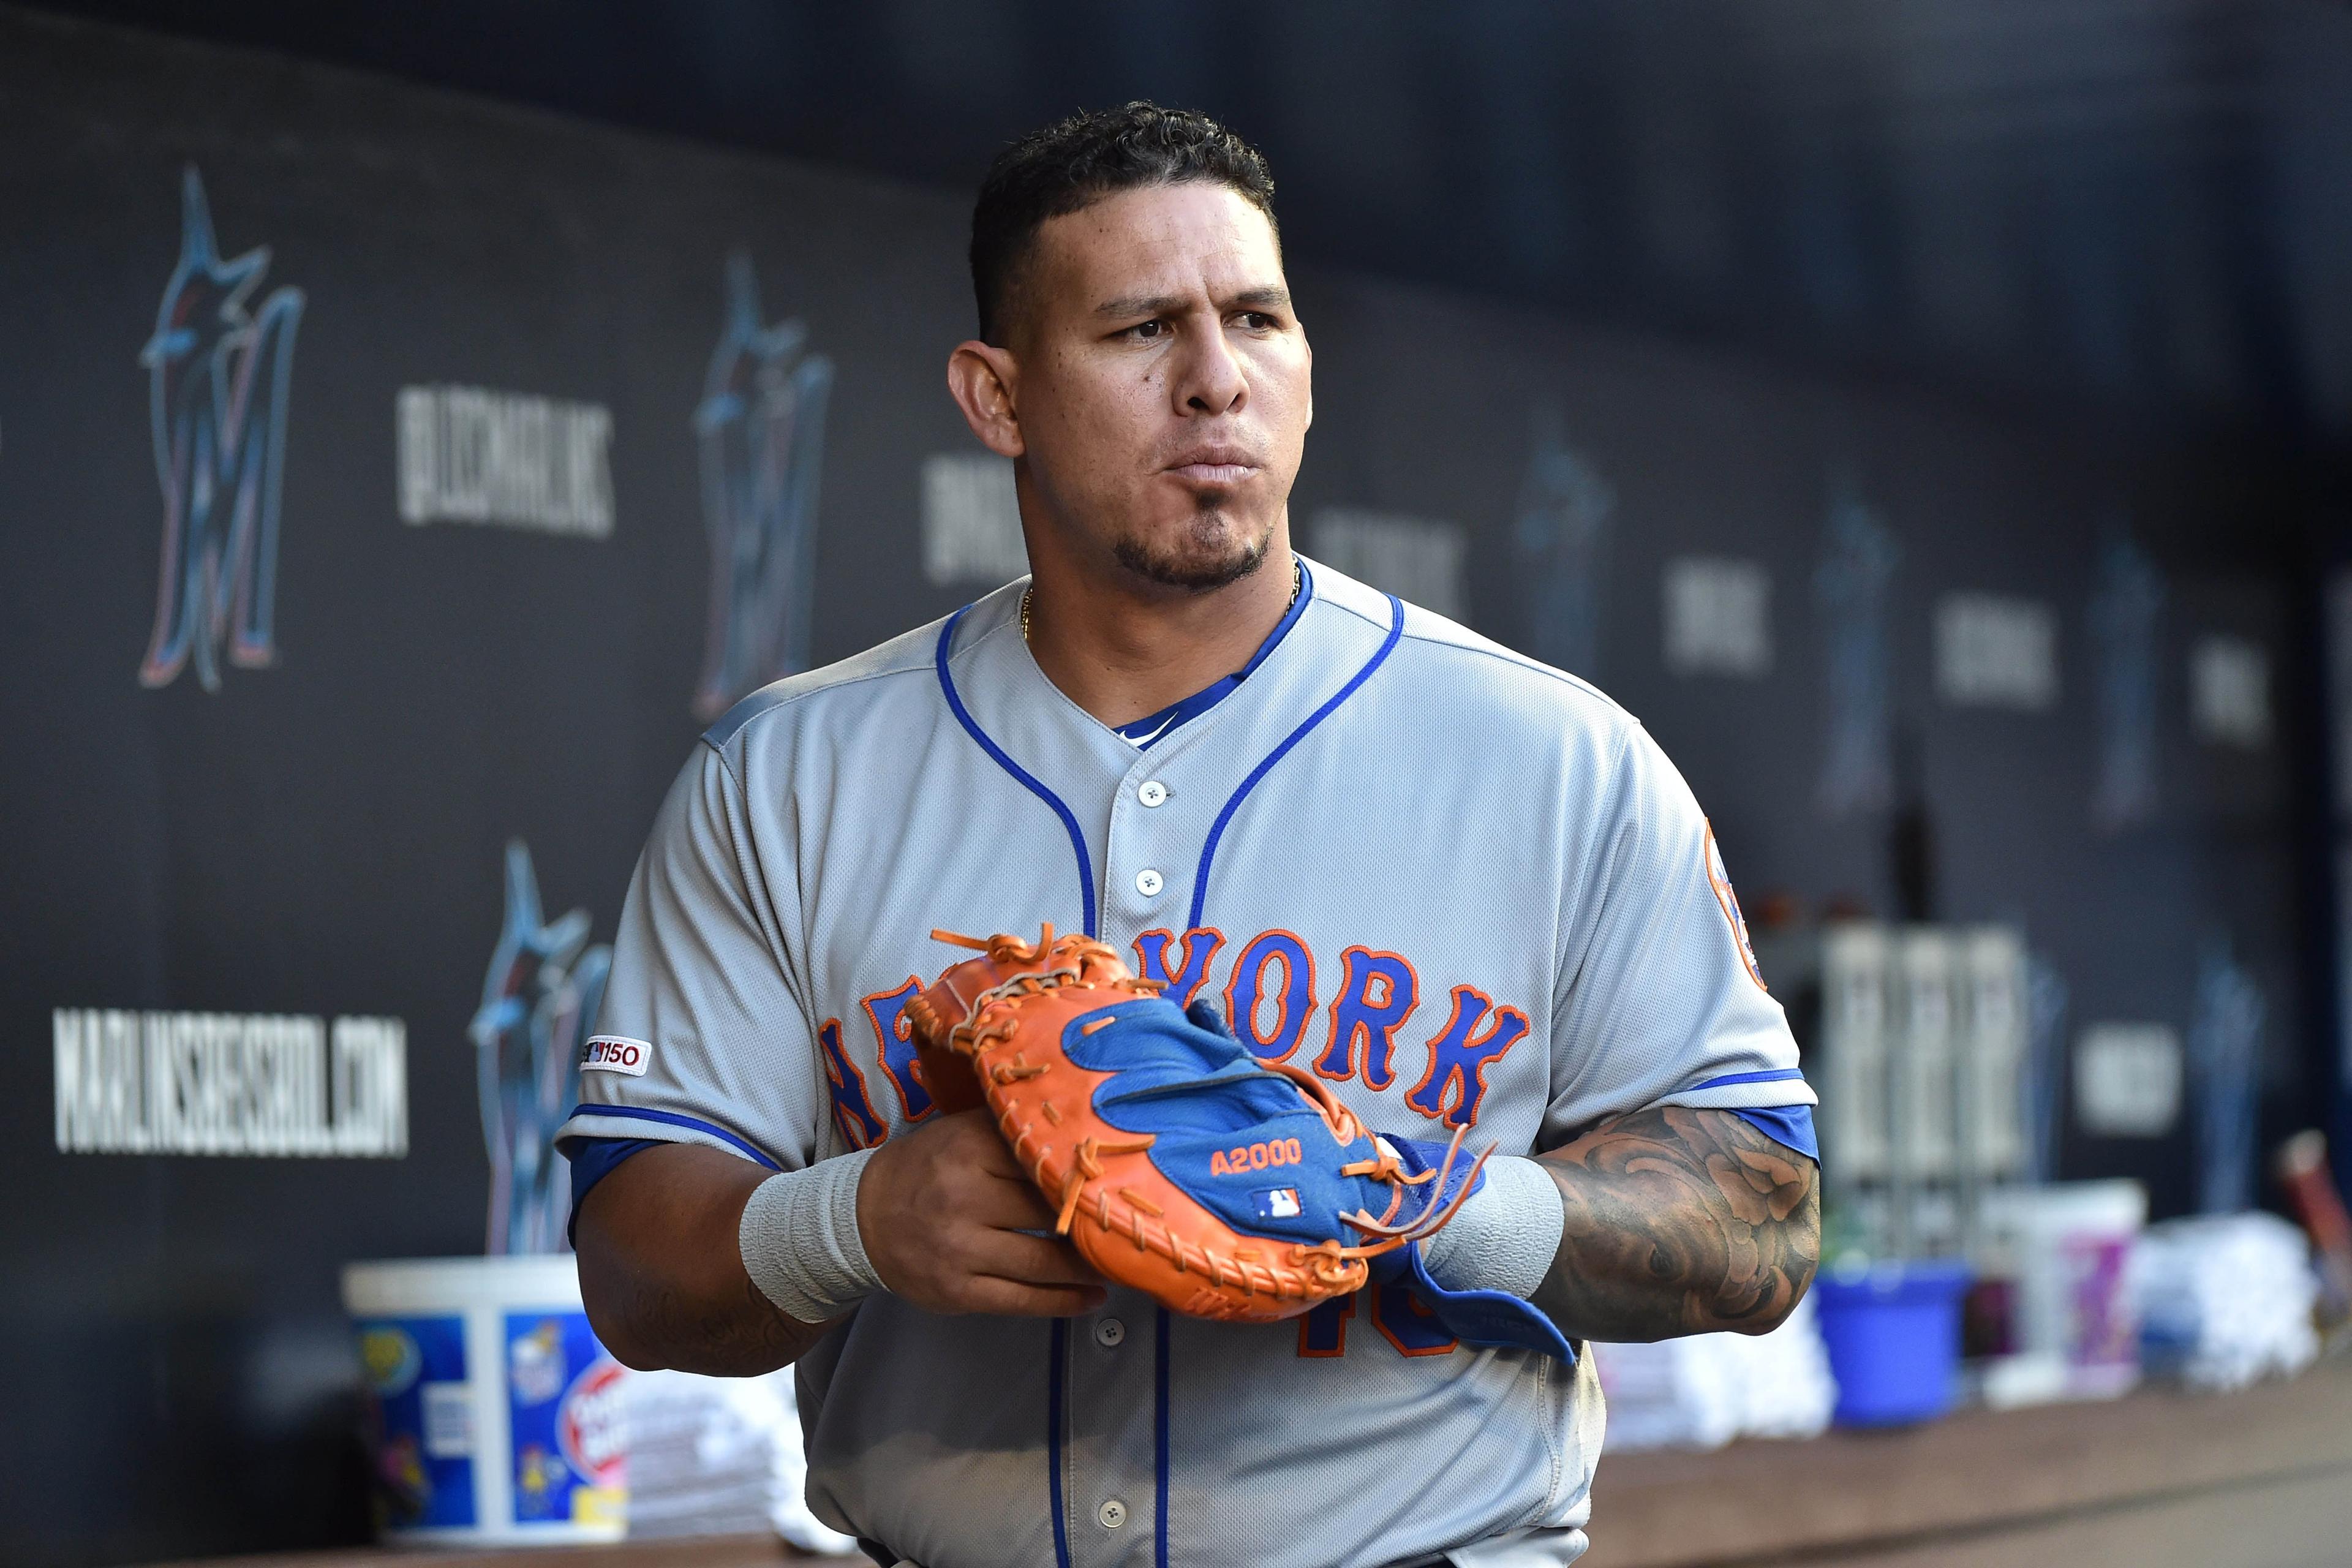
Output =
[{"x1": 564, "y1": 103, "x2": 1819, "y2": 1568}]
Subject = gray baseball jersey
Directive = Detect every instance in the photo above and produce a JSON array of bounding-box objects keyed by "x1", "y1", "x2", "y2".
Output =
[{"x1": 557, "y1": 559, "x2": 1812, "y2": 1568}]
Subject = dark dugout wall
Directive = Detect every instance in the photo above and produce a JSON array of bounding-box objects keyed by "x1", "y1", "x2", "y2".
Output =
[{"x1": 0, "y1": 8, "x2": 2313, "y2": 1562}]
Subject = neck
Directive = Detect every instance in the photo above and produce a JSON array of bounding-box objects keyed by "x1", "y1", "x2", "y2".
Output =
[{"x1": 1021, "y1": 530, "x2": 1298, "y2": 729}]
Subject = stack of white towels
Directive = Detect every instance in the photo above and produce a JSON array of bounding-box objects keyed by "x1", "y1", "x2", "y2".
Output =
[
  {"x1": 623, "y1": 1366, "x2": 859, "y2": 1552},
  {"x1": 1592, "y1": 1291, "x2": 1838, "y2": 1452},
  {"x1": 2132, "y1": 1213, "x2": 2320, "y2": 1392}
]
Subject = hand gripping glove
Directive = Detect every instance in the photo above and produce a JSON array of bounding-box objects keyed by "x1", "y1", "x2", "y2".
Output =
[{"x1": 903, "y1": 926, "x2": 1490, "y2": 1322}]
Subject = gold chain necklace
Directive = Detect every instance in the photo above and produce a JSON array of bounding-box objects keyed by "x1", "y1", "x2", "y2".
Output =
[{"x1": 1021, "y1": 557, "x2": 1302, "y2": 644}]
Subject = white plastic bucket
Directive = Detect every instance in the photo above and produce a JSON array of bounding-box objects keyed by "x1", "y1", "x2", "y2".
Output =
[
  {"x1": 1989, "y1": 1180, "x2": 2147, "y2": 1398},
  {"x1": 343, "y1": 1256, "x2": 628, "y2": 1543}
]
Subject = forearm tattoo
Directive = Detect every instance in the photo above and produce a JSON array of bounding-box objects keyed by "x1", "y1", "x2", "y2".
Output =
[{"x1": 1531, "y1": 1106, "x2": 1819, "y2": 1344}]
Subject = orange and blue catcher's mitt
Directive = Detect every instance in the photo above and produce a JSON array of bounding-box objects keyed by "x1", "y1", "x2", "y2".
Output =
[{"x1": 903, "y1": 925, "x2": 1489, "y2": 1323}]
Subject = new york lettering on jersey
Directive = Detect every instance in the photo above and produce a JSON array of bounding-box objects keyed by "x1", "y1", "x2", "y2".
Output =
[
  {"x1": 557, "y1": 560, "x2": 1813, "y2": 1568},
  {"x1": 821, "y1": 923, "x2": 1538, "y2": 1148}
]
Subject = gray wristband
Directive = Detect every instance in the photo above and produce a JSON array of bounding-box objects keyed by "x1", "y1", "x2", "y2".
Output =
[
  {"x1": 1414, "y1": 1153, "x2": 1564, "y2": 1300},
  {"x1": 738, "y1": 1147, "x2": 885, "y2": 1325}
]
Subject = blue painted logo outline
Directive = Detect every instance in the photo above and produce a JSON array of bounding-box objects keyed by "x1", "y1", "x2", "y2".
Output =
[
  {"x1": 138, "y1": 167, "x2": 304, "y2": 692},
  {"x1": 692, "y1": 252, "x2": 834, "y2": 720}
]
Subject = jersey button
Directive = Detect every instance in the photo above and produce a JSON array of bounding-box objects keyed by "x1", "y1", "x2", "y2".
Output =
[
  {"x1": 1098, "y1": 1499, "x2": 1128, "y2": 1531},
  {"x1": 1093, "y1": 1317, "x2": 1126, "y2": 1349},
  {"x1": 1137, "y1": 780, "x2": 1169, "y2": 808},
  {"x1": 1134, "y1": 869, "x2": 1164, "y2": 898}
]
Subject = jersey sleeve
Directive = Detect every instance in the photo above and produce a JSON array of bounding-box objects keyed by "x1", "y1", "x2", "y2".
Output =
[
  {"x1": 1539, "y1": 720, "x2": 1815, "y2": 1153},
  {"x1": 554, "y1": 743, "x2": 826, "y2": 1174}
]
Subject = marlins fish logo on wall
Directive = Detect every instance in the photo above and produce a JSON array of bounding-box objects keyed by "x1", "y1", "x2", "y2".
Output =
[
  {"x1": 1513, "y1": 402, "x2": 1616, "y2": 680},
  {"x1": 692, "y1": 252, "x2": 834, "y2": 720},
  {"x1": 1814, "y1": 468, "x2": 1899, "y2": 818},
  {"x1": 138, "y1": 167, "x2": 305, "y2": 691},
  {"x1": 471, "y1": 841, "x2": 611, "y2": 1256}
]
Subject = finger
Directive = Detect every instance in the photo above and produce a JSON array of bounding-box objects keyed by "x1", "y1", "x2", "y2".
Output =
[
  {"x1": 952, "y1": 1276, "x2": 1109, "y2": 1318},
  {"x1": 960, "y1": 1173, "x2": 1061, "y2": 1231},
  {"x1": 961, "y1": 1129, "x2": 1042, "y2": 1183},
  {"x1": 925, "y1": 1112, "x2": 1040, "y2": 1181},
  {"x1": 950, "y1": 1147, "x2": 1063, "y2": 1222},
  {"x1": 961, "y1": 1229, "x2": 1107, "y2": 1287},
  {"x1": 915, "y1": 1108, "x2": 1005, "y2": 1163}
]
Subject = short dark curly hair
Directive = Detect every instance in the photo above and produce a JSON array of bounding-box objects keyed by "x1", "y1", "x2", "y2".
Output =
[{"x1": 969, "y1": 101, "x2": 1278, "y2": 345}]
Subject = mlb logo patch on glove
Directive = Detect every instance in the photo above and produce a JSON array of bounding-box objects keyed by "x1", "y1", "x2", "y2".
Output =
[{"x1": 1252, "y1": 1188, "x2": 1304, "y2": 1222}]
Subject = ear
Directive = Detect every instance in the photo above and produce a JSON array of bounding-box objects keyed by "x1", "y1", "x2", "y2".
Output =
[
  {"x1": 1302, "y1": 328, "x2": 1314, "y2": 433},
  {"x1": 946, "y1": 341, "x2": 1024, "y2": 459}
]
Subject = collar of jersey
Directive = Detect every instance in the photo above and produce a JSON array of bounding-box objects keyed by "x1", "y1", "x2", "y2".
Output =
[{"x1": 1108, "y1": 561, "x2": 1316, "y2": 750}]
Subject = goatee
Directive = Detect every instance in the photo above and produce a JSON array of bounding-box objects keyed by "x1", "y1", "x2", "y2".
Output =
[{"x1": 1113, "y1": 509, "x2": 1272, "y2": 592}]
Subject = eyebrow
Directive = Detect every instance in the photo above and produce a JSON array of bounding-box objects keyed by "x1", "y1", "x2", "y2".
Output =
[{"x1": 1093, "y1": 286, "x2": 1294, "y2": 318}]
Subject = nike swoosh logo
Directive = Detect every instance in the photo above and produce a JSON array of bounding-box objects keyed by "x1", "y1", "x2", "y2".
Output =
[{"x1": 1121, "y1": 714, "x2": 1181, "y2": 747}]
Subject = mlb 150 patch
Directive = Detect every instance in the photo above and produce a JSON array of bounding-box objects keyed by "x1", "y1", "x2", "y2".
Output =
[{"x1": 581, "y1": 1036, "x2": 650, "y2": 1076}]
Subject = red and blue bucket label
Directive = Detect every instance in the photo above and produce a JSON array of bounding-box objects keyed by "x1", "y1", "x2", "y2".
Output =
[
  {"x1": 358, "y1": 1314, "x2": 477, "y2": 1528},
  {"x1": 505, "y1": 1311, "x2": 627, "y2": 1525}
]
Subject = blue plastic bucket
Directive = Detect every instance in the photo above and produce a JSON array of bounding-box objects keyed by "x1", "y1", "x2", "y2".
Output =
[{"x1": 1814, "y1": 1259, "x2": 1972, "y2": 1427}]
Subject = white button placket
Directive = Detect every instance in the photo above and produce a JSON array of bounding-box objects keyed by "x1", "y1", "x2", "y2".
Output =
[
  {"x1": 1063, "y1": 1292, "x2": 1159, "y2": 1567},
  {"x1": 1068, "y1": 753, "x2": 1195, "y2": 1566},
  {"x1": 1106, "y1": 756, "x2": 1185, "y2": 938}
]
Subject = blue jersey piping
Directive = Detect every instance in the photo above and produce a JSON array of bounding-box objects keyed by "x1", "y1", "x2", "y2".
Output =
[
  {"x1": 935, "y1": 606, "x2": 1098, "y2": 938},
  {"x1": 1684, "y1": 1066, "x2": 1808, "y2": 1093},
  {"x1": 1187, "y1": 594, "x2": 1405, "y2": 931},
  {"x1": 566, "y1": 1103, "x2": 782, "y2": 1169},
  {"x1": 1155, "y1": 1306, "x2": 1172, "y2": 1568},
  {"x1": 1047, "y1": 1317, "x2": 1072, "y2": 1568}
]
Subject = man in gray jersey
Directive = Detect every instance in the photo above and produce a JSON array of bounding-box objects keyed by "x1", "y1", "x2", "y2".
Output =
[{"x1": 563, "y1": 103, "x2": 1820, "y2": 1568}]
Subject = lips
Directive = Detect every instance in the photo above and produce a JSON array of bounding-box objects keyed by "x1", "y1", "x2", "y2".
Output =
[{"x1": 1163, "y1": 445, "x2": 1261, "y2": 486}]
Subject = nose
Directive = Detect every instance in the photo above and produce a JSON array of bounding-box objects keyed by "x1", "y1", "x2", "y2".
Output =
[{"x1": 1172, "y1": 316, "x2": 1248, "y2": 417}]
